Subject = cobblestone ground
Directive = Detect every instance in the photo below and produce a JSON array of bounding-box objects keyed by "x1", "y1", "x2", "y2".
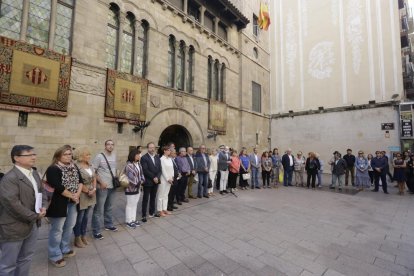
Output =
[{"x1": 30, "y1": 184, "x2": 414, "y2": 276}]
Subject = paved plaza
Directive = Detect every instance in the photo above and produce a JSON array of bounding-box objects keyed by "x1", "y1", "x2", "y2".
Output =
[{"x1": 30, "y1": 186, "x2": 414, "y2": 276}]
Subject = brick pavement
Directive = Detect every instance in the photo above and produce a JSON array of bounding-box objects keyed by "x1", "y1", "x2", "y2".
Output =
[{"x1": 29, "y1": 186, "x2": 414, "y2": 276}]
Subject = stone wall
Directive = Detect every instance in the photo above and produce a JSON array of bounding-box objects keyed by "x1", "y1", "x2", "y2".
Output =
[{"x1": 0, "y1": 0, "x2": 271, "y2": 173}]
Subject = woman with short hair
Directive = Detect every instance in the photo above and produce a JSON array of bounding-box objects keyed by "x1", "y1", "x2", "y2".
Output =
[
  {"x1": 261, "y1": 151, "x2": 272, "y2": 188},
  {"x1": 305, "y1": 152, "x2": 320, "y2": 189},
  {"x1": 355, "y1": 151, "x2": 370, "y2": 191},
  {"x1": 125, "y1": 148, "x2": 145, "y2": 228},
  {"x1": 239, "y1": 148, "x2": 250, "y2": 190},
  {"x1": 73, "y1": 147, "x2": 96, "y2": 248},
  {"x1": 158, "y1": 146, "x2": 174, "y2": 217},
  {"x1": 393, "y1": 152, "x2": 407, "y2": 195},
  {"x1": 46, "y1": 145, "x2": 83, "y2": 268},
  {"x1": 208, "y1": 148, "x2": 218, "y2": 196},
  {"x1": 228, "y1": 150, "x2": 241, "y2": 192}
]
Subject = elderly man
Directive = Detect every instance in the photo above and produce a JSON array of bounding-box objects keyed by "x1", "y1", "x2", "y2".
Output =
[
  {"x1": 218, "y1": 145, "x2": 231, "y2": 194},
  {"x1": 195, "y1": 145, "x2": 210, "y2": 198},
  {"x1": 175, "y1": 147, "x2": 190, "y2": 204},
  {"x1": 282, "y1": 148, "x2": 295, "y2": 186},
  {"x1": 249, "y1": 147, "x2": 261, "y2": 189},
  {"x1": 0, "y1": 145, "x2": 47, "y2": 276}
]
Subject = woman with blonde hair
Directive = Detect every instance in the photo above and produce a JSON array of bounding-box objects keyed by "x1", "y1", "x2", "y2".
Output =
[
  {"x1": 355, "y1": 151, "x2": 370, "y2": 191},
  {"x1": 46, "y1": 145, "x2": 83, "y2": 267},
  {"x1": 208, "y1": 148, "x2": 218, "y2": 196},
  {"x1": 157, "y1": 146, "x2": 174, "y2": 217},
  {"x1": 73, "y1": 147, "x2": 96, "y2": 248}
]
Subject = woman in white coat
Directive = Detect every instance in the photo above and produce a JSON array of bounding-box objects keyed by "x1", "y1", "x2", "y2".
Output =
[
  {"x1": 158, "y1": 146, "x2": 174, "y2": 217},
  {"x1": 208, "y1": 149, "x2": 218, "y2": 196}
]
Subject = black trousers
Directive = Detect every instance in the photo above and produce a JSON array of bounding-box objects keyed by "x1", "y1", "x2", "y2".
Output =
[
  {"x1": 368, "y1": 171, "x2": 374, "y2": 184},
  {"x1": 142, "y1": 185, "x2": 158, "y2": 217},
  {"x1": 228, "y1": 171, "x2": 238, "y2": 189},
  {"x1": 374, "y1": 171, "x2": 388, "y2": 193},
  {"x1": 262, "y1": 171, "x2": 271, "y2": 187},
  {"x1": 176, "y1": 175, "x2": 188, "y2": 202},
  {"x1": 168, "y1": 182, "x2": 177, "y2": 207},
  {"x1": 307, "y1": 171, "x2": 317, "y2": 188},
  {"x1": 216, "y1": 171, "x2": 221, "y2": 190}
]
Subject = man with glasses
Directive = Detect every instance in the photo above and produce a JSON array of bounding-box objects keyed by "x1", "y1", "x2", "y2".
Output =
[
  {"x1": 371, "y1": 151, "x2": 389, "y2": 194},
  {"x1": 0, "y1": 145, "x2": 47, "y2": 275},
  {"x1": 92, "y1": 140, "x2": 118, "y2": 240},
  {"x1": 195, "y1": 145, "x2": 210, "y2": 198}
]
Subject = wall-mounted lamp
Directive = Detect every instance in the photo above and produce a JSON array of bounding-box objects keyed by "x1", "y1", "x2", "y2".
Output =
[
  {"x1": 132, "y1": 121, "x2": 151, "y2": 139},
  {"x1": 207, "y1": 131, "x2": 218, "y2": 141}
]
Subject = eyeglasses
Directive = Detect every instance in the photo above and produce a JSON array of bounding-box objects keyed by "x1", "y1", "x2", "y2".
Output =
[
  {"x1": 63, "y1": 153, "x2": 72, "y2": 156},
  {"x1": 17, "y1": 154, "x2": 37, "y2": 157}
]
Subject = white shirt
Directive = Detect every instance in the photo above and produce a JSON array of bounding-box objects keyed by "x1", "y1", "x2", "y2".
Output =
[
  {"x1": 255, "y1": 154, "x2": 258, "y2": 165},
  {"x1": 149, "y1": 153, "x2": 156, "y2": 165},
  {"x1": 15, "y1": 165, "x2": 42, "y2": 213},
  {"x1": 289, "y1": 155, "x2": 293, "y2": 166}
]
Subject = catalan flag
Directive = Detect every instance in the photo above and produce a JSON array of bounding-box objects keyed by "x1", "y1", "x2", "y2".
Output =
[{"x1": 258, "y1": 3, "x2": 271, "y2": 31}]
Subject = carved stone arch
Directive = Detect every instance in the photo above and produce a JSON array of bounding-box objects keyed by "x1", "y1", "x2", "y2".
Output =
[
  {"x1": 204, "y1": 47, "x2": 230, "y2": 69},
  {"x1": 103, "y1": 0, "x2": 124, "y2": 11},
  {"x1": 123, "y1": 1, "x2": 159, "y2": 31},
  {"x1": 161, "y1": 25, "x2": 200, "y2": 52},
  {"x1": 142, "y1": 108, "x2": 205, "y2": 147}
]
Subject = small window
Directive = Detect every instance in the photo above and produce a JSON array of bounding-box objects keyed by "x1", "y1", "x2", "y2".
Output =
[
  {"x1": 204, "y1": 12, "x2": 214, "y2": 32},
  {"x1": 187, "y1": 0, "x2": 200, "y2": 22},
  {"x1": 252, "y1": 81, "x2": 261, "y2": 112},
  {"x1": 169, "y1": 0, "x2": 184, "y2": 10},
  {"x1": 217, "y1": 22, "x2": 227, "y2": 41},
  {"x1": 253, "y1": 14, "x2": 259, "y2": 36},
  {"x1": 253, "y1": 47, "x2": 258, "y2": 59}
]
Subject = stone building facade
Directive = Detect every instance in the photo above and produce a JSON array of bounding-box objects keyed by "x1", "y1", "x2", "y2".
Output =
[
  {"x1": 0, "y1": 0, "x2": 271, "y2": 172},
  {"x1": 269, "y1": 0, "x2": 404, "y2": 161}
]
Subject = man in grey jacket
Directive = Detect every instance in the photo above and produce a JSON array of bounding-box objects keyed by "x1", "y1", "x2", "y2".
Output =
[
  {"x1": 0, "y1": 145, "x2": 47, "y2": 276},
  {"x1": 329, "y1": 151, "x2": 347, "y2": 191}
]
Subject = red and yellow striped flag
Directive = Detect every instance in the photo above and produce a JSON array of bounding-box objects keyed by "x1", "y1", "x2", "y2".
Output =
[{"x1": 258, "y1": 3, "x2": 271, "y2": 31}]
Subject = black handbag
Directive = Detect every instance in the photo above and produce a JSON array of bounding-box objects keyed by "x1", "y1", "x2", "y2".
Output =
[{"x1": 101, "y1": 153, "x2": 120, "y2": 188}]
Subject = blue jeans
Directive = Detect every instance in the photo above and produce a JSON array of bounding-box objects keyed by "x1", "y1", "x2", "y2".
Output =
[
  {"x1": 284, "y1": 168, "x2": 293, "y2": 186},
  {"x1": 197, "y1": 173, "x2": 209, "y2": 197},
  {"x1": 92, "y1": 188, "x2": 116, "y2": 235},
  {"x1": 48, "y1": 202, "x2": 77, "y2": 262},
  {"x1": 73, "y1": 206, "x2": 93, "y2": 237},
  {"x1": 251, "y1": 167, "x2": 260, "y2": 187},
  {"x1": 317, "y1": 170, "x2": 323, "y2": 186}
]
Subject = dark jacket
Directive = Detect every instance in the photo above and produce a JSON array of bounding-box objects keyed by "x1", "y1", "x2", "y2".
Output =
[
  {"x1": 218, "y1": 151, "x2": 231, "y2": 171},
  {"x1": 46, "y1": 164, "x2": 83, "y2": 218},
  {"x1": 195, "y1": 152, "x2": 210, "y2": 173},
  {"x1": 141, "y1": 153, "x2": 162, "y2": 187},
  {"x1": 332, "y1": 158, "x2": 347, "y2": 175},
  {"x1": 305, "y1": 158, "x2": 320, "y2": 174},
  {"x1": 186, "y1": 155, "x2": 197, "y2": 175},
  {"x1": 282, "y1": 154, "x2": 295, "y2": 171},
  {"x1": 0, "y1": 166, "x2": 44, "y2": 242},
  {"x1": 343, "y1": 154, "x2": 356, "y2": 168},
  {"x1": 371, "y1": 157, "x2": 388, "y2": 175}
]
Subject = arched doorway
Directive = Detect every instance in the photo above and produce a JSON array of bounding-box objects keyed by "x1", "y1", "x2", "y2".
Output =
[{"x1": 158, "y1": 125, "x2": 193, "y2": 152}]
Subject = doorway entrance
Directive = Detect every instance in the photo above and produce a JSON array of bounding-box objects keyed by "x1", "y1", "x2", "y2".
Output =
[{"x1": 158, "y1": 124, "x2": 193, "y2": 153}]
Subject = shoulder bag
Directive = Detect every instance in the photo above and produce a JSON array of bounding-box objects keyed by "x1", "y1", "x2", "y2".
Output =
[{"x1": 101, "y1": 153, "x2": 120, "y2": 188}]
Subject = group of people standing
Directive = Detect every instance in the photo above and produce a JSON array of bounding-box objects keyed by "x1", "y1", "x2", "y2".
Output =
[{"x1": 2, "y1": 142, "x2": 414, "y2": 275}]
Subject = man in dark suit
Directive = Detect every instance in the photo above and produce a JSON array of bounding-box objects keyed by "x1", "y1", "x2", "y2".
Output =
[
  {"x1": 186, "y1": 147, "x2": 197, "y2": 199},
  {"x1": 195, "y1": 145, "x2": 211, "y2": 198},
  {"x1": 282, "y1": 148, "x2": 294, "y2": 186},
  {"x1": 0, "y1": 145, "x2": 47, "y2": 275},
  {"x1": 141, "y1": 142, "x2": 162, "y2": 222}
]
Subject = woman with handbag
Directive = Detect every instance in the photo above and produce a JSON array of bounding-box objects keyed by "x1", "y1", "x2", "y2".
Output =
[
  {"x1": 228, "y1": 150, "x2": 241, "y2": 192},
  {"x1": 46, "y1": 145, "x2": 83, "y2": 268},
  {"x1": 73, "y1": 147, "x2": 96, "y2": 248},
  {"x1": 125, "y1": 148, "x2": 145, "y2": 228},
  {"x1": 239, "y1": 148, "x2": 250, "y2": 190}
]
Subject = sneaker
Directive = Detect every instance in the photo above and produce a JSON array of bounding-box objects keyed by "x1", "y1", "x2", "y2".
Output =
[
  {"x1": 134, "y1": 221, "x2": 141, "y2": 227},
  {"x1": 93, "y1": 233, "x2": 104, "y2": 240},
  {"x1": 63, "y1": 250, "x2": 76, "y2": 258},
  {"x1": 105, "y1": 226, "x2": 118, "y2": 232},
  {"x1": 141, "y1": 217, "x2": 147, "y2": 223},
  {"x1": 154, "y1": 213, "x2": 161, "y2": 218},
  {"x1": 329, "y1": 186, "x2": 335, "y2": 189},
  {"x1": 126, "y1": 222, "x2": 136, "y2": 229},
  {"x1": 50, "y1": 259, "x2": 66, "y2": 268},
  {"x1": 148, "y1": 214, "x2": 155, "y2": 218}
]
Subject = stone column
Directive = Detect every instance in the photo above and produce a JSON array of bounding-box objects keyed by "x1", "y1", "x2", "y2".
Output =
[
  {"x1": 213, "y1": 17, "x2": 219, "y2": 34},
  {"x1": 132, "y1": 19, "x2": 141, "y2": 76},
  {"x1": 48, "y1": 0, "x2": 57, "y2": 49},
  {"x1": 20, "y1": 0, "x2": 31, "y2": 41},
  {"x1": 199, "y1": 6, "x2": 206, "y2": 25},
  {"x1": 116, "y1": 13, "x2": 125, "y2": 70},
  {"x1": 183, "y1": 0, "x2": 188, "y2": 13},
  {"x1": 174, "y1": 40, "x2": 180, "y2": 89},
  {"x1": 217, "y1": 62, "x2": 222, "y2": 101}
]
